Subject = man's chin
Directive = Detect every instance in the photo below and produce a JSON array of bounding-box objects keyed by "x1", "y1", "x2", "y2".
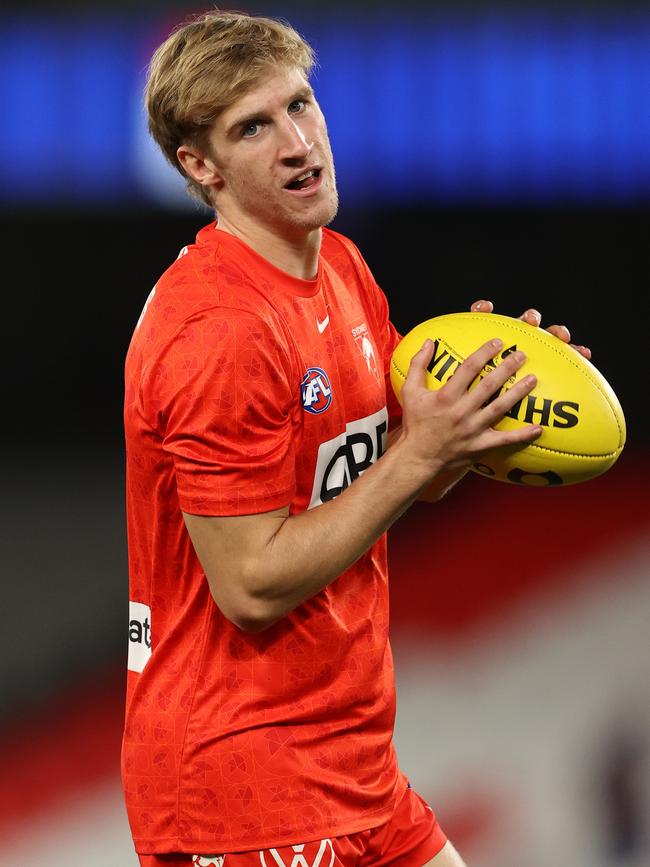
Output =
[
  {"x1": 324, "y1": 205, "x2": 339, "y2": 227},
  {"x1": 322, "y1": 196, "x2": 339, "y2": 227},
  {"x1": 278, "y1": 201, "x2": 338, "y2": 235},
  {"x1": 301, "y1": 195, "x2": 339, "y2": 231}
]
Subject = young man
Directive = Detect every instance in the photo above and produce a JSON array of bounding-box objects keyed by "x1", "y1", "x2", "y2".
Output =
[{"x1": 123, "y1": 9, "x2": 589, "y2": 866}]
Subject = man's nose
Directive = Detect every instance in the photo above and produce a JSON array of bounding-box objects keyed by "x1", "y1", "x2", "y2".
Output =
[{"x1": 278, "y1": 118, "x2": 314, "y2": 162}]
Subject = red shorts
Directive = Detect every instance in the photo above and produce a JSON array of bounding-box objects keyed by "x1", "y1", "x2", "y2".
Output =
[{"x1": 137, "y1": 784, "x2": 447, "y2": 867}]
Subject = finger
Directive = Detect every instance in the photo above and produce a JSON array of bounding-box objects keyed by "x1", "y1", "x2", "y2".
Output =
[
  {"x1": 464, "y1": 347, "x2": 529, "y2": 412},
  {"x1": 519, "y1": 308, "x2": 541, "y2": 326},
  {"x1": 571, "y1": 344, "x2": 592, "y2": 360},
  {"x1": 478, "y1": 370, "x2": 539, "y2": 431},
  {"x1": 545, "y1": 324, "x2": 591, "y2": 359},
  {"x1": 472, "y1": 412, "x2": 543, "y2": 455},
  {"x1": 470, "y1": 299, "x2": 493, "y2": 312},
  {"x1": 442, "y1": 338, "x2": 505, "y2": 395},
  {"x1": 546, "y1": 323, "x2": 571, "y2": 343},
  {"x1": 403, "y1": 339, "x2": 436, "y2": 389},
  {"x1": 472, "y1": 372, "x2": 545, "y2": 451}
]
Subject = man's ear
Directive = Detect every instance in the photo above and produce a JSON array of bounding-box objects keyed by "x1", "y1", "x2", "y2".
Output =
[{"x1": 177, "y1": 145, "x2": 224, "y2": 190}]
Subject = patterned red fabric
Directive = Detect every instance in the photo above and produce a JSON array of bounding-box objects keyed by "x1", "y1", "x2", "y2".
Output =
[
  {"x1": 136, "y1": 785, "x2": 447, "y2": 866},
  {"x1": 122, "y1": 223, "x2": 405, "y2": 853}
]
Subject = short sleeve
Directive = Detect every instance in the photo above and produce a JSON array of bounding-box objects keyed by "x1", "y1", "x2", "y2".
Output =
[
  {"x1": 369, "y1": 282, "x2": 404, "y2": 427},
  {"x1": 148, "y1": 309, "x2": 298, "y2": 516}
]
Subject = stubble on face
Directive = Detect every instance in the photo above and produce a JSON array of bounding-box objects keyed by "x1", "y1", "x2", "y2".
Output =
[
  {"x1": 216, "y1": 137, "x2": 339, "y2": 239},
  {"x1": 207, "y1": 70, "x2": 340, "y2": 241}
]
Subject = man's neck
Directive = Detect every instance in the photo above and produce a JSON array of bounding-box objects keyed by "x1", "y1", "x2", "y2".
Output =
[{"x1": 215, "y1": 215, "x2": 322, "y2": 281}]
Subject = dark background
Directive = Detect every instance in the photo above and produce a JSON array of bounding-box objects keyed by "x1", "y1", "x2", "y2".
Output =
[{"x1": 5, "y1": 203, "x2": 644, "y2": 452}]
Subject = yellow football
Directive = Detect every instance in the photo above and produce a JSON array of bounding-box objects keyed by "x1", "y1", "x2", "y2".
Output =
[{"x1": 390, "y1": 312, "x2": 626, "y2": 487}]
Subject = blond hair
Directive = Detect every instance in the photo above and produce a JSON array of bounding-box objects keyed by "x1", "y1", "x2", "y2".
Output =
[{"x1": 145, "y1": 7, "x2": 316, "y2": 206}]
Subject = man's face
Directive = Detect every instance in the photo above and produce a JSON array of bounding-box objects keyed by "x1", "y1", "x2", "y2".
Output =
[{"x1": 205, "y1": 66, "x2": 339, "y2": 240}]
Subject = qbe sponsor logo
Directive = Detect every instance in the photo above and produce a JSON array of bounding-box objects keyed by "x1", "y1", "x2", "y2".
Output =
[
  {"x1": 301, "y1": 367, "x2": 332, "y2": 414},
  {"x1": 308, "y1": 408, "x2": 388, "y2": 508},
  {"x1": 260, "y1": 840, "x2": 335, "y2": 867},
  {"x1": 192, "y1": 857, "x2": 225, "y2": 867},
  {"x1": 128, "y1": 601, "x2": 152, "y2": 673}
]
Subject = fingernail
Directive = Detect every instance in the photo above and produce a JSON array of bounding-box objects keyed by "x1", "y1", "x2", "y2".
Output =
[
  {"x1": 474, "y1": 301, "x2": 483, "y2": 310},
  {"x1": 491, "y1": 338, "x2": 503, "y2": 348}
]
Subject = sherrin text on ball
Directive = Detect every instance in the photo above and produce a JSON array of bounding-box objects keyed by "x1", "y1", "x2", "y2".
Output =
[{"x1": 390, "y1": 312, "x2": 626, "y2": 487}]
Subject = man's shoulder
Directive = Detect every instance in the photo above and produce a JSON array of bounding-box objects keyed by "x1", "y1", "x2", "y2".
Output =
[
  {"x1": 143, "y1": 225, "x2": 279, "y2": 329},
  {"x1": 322, "y1": 225, "x2": 362, "y2": 258},
  {"x1": 321, "y1": 226, "x2": 378, "y2": 290}
]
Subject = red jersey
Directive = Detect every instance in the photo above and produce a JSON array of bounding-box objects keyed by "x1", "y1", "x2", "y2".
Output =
[{"x1": 122, "y1": 223, "x2": 405, "y2": 853}]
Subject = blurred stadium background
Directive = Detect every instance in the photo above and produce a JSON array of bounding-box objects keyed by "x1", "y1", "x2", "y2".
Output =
[{"x1": 2, "y1": 0, "x2": 649, "y2": 863}]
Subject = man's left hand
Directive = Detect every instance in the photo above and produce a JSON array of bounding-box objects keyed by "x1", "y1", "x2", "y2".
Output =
[{"x1": 470, "y1": 299, "x2": 591, "y2": 360}]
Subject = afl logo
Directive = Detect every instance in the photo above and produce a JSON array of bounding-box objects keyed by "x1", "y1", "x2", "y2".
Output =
[{"x1": 301, "y1": 367, "x2": 332, "y2": 414}]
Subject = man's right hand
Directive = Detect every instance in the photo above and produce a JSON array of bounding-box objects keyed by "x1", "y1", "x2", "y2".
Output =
[{"x1": 397, "y1": 335, "x2": 541, "y2": 478}]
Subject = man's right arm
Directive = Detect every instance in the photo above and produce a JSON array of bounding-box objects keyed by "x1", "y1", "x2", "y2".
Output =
[{"x1": 183, "y1": 337, "x2": 540, "y2": 633}]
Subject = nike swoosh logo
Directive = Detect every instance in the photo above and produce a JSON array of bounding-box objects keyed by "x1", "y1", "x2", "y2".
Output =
[{"x1": 316, "y1": 314, "x2": 330, "y2": 333}]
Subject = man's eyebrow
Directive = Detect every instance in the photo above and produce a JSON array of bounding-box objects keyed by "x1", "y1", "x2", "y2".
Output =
[
  {"x1": 292, "y1": 86, "x2": 314, "y2": 102},
  {"x1": 226, "y1": 86, "x2": 315, "y2": 135}
]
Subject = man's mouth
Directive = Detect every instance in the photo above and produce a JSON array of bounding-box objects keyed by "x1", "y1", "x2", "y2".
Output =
[{"x1": 285, "y1": 168, "x2": 321, "y2": 191}]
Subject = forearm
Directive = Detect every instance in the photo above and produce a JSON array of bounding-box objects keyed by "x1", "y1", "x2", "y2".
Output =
[
  {"x1": 186, "y1": 337, "x2": 539, "y2": 632},
  {"x1": 185, "y1": 437, "x2": 441, "y2": 631},
  {"x1": 261, "y1": 444, "x2": 433, "y2": 597}
]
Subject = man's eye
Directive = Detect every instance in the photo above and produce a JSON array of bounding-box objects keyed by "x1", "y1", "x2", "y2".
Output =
[
  {"x1": 242, "y1": 122, "x2": 261, "y2": 138},
  {"x1": 288, "y1": 99, "x2": 305, "y2": 114}
]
